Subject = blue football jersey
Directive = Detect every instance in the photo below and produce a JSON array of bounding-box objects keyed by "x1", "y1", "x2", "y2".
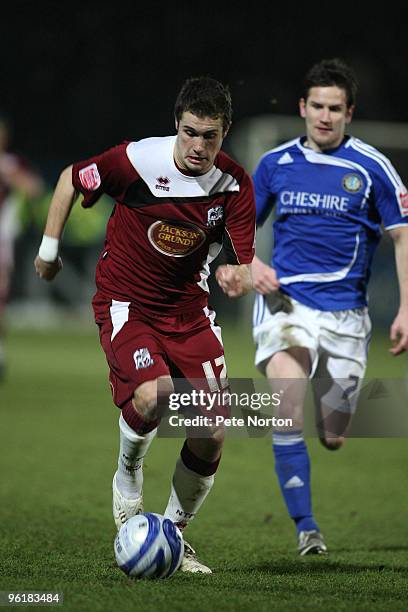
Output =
[{"x1": 254, "y1": 136, "x2": 408, "y2": 311}]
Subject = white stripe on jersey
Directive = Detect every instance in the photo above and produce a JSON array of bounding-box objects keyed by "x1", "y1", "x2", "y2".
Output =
[
  {"x1": 110, "y1": 300, "x2": 130, "y2": 341},
  {"x1": 348, "y1": 138, "x2": 404, "y2": 191},
  {"x1": 258, "y1": 138, "x2": 300, "y2": 163},
  {"x1": 279, "y1": 234, "x2": 360, "y2": 285},
  {"x1": 126, "y1": 137, "x2": 240, "y2": 198},
  {"x1": 384, "y1": 223, "x2": 408, "y2": 230},
  {"x1": 297, "y1": 143, "x2": 373, "y2": 207},
  {"x1": 197, "y1": 241, "x2": 223, "y2": 292},
  {"x1": 203, "y1": 306, "x2": 223, "y2": 346}
]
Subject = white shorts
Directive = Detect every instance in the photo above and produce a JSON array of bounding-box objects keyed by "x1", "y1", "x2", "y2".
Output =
[{"x1": 253, "y1": 294, "x2": 372, "y2": 414}]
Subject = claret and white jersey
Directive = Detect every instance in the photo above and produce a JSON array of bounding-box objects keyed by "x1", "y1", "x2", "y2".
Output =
[
  {"x1": 254, "y1": 136, "x2": 408, "y2": 311},
  {"x1": 72, "y1": 136, "x2": 255, "y2": 317}
]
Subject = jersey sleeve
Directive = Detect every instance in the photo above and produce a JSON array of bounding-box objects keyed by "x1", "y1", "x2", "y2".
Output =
[
  {"x1": 72, "y1": 142, "x2": 139, "y2": 208},
  {"x1": 253, "y1": 154, "x2": 276, "y2": 226},
  {"x1": 371, "y1": 158, "x2": 408, "y2": 229},
  {"x1": 223, "y1": 171, "x2": 256, "y2": 264}
]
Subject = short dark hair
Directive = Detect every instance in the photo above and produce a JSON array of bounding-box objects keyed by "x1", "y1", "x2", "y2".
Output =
[
  {"x1": 303, "y1": 58, "x2": 358, "y2": 108},
  {"x1": 174, "y1": 76, "x2": 232, "y2": 133}
]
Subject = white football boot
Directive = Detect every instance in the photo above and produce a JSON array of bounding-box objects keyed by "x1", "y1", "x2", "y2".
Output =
[
  {"x1": 112, "y1": 472, "x2": 143, "y2": 531},
  {"x1": 298, "y1": 530, "x2": 328, "y2": 556},
  {"x1": 179, "y1": 541, "x2": 212, "y2": 574}
]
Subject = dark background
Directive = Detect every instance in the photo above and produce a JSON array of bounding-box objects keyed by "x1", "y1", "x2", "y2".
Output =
[{"x1": 1, "y1": 3, "x2": 406, "y2": 179}]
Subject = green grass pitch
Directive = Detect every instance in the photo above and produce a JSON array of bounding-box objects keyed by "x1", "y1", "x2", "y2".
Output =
[{"x1": 0, "y1": 325, "x2": 407, "y2": 611}]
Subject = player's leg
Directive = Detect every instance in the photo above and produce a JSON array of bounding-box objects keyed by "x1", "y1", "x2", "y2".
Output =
[
  {"x1": 114, "y1": 375, "x2": 173, "y2": 512},
  {"x1": 164, "y1": 426, "x2": 225, "y2": 529},
  {"x1": 162, "y1": 310, "x2": 227, "y2": 572},
  {"x1": 95, "y1": 302, "x2": 173, "y2": 528},
  {"x1": 313, "y1": 308, "x2": 371, "y2": 450},
  {"x1": 267, "y1": 349, "x2": 326, "y2": 554},
  {"x1": 112, "y1": 374, "x2": 175, "y2": 529},
  {"x1": 163, "y1": 425, "x2": 224, "y2": 574},
  {"x1": 163, "y1": 320, "x2": 226, "y2": 532},
  {"x1": 254, "y1": 295, "x2": 326, "y2": 554}
]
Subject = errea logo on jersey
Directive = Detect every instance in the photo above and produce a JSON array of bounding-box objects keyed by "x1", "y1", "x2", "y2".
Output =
[
  {"x1": 155, "y1": 176, "x2": 170, "y2": 192},
  {"x1": 133, "y1": 348, "x2": 154, "y2": 370},
  {"x1": 79, "y1": 163, "x2": 101, "y2": 191}
]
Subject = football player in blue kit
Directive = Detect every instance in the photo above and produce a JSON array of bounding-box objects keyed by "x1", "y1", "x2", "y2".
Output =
[{"x1": 251, "y1": 58, "x2": 408, "y2": 555}]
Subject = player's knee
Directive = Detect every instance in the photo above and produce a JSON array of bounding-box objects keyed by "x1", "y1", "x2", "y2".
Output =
[
  {"x1": 207, "y1": 426, "x2": 225, "y2": 461},
  {"x1": 207, "y1": 424, "x2": 225, "y2": 450},
  {"x1": 133, "y1": 376, "x2": 174, "y2": 421},
  {"x1": 319, "y1": 435, "x2": 345, "y2": 451},
  {"x1": 187, "y1": 425, "x2": 225, "y2": 462}
]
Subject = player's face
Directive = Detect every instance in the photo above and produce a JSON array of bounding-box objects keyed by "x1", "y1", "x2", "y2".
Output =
[
  {"x1": 299, "y1": 86, "x2": 354, "y2": 152},
  {"x1": 174, "y1": 112, "x2": 227, "y2": 175}
]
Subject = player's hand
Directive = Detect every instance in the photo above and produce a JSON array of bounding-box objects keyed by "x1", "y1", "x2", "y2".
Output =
[
  {"x1": 34, "y1": 255, "x2": 63, "y2": 281},
  {"x1": 389, "y1": 308, "x2": 408, "y2": 355},
  {"x1": 216, "y1": 264, "x2": 252, "y2": 298},
  {"x1": 251, "y1": 255, "x2": 280, "y2": 294}
]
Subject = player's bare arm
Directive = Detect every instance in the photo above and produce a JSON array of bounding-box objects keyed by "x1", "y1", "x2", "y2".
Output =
[
  {"x1": 388, "y1": 226, "x2": 408, "y2": 355},
  {"x1": 251, "y1": 255, "x2": 280, "y2": 294},
  {"x1": 34, "y1": 165, "x2": 77, "y2": 281},
  {"x1": 215, "y1": 263, "x2": 252, "y2": 298}
]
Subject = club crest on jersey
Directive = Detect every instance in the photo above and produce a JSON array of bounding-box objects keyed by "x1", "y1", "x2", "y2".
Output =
[
  {"x1": 207, "y1": 206, "x2": 224, "y2": 227},
  {"x1": 148, "y1": 220, "x2": 206, "y2": 257},
  {"x1": 79, "y1": 163, "x2": 101, "y2": 191},
  {"x1": 155, "y1": 176, "x2": 170, "y2": 192},
  {"x1": 398, "y1": 186, "x2": 408, "y2": 216},
  {"x1": 133, "y1": 348, "x2": 154, "y2": 370},
  {"x1": 342, "y1": 173, "x2": 363, "y2": 193}
]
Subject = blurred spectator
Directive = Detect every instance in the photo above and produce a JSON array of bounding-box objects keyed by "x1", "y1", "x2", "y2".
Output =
[{"x1": 0, "y1": 112, "x2": 44, "y2": 379}]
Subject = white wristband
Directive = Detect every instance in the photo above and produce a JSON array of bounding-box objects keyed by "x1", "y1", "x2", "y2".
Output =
[{"x1": 38, "y1": 235, "x2": 59, "y2": 262}]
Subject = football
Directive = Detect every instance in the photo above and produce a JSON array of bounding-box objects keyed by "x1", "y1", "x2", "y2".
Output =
[{"x1": 114, "y1": 513, "x2": 184, "y2": 579}]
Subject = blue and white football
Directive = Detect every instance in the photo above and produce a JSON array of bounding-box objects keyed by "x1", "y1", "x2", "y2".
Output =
[{"x1": 114, "y1": 513, "x2": 184, "y2": 579}]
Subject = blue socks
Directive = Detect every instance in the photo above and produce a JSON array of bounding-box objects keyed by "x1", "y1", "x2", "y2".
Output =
[{"x1": 273, "y1": 433, "x2": 319, "y2": 534}]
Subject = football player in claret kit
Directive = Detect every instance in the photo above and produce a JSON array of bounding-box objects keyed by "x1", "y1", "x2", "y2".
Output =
[
  {"x1": 251, "y1": 59, "x2": 408, "y2": 555},
  {"x1": 35, "y1": 77, "x2": 256, "y2": 573}
]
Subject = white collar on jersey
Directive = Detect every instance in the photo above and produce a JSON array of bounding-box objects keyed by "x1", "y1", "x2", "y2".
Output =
[
  {"x1": 296, "y1": 136, "x2": 351, "y2": 156},
  {"x1": 126, "y1": 135, "x2": 239, "y2": 198}
]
